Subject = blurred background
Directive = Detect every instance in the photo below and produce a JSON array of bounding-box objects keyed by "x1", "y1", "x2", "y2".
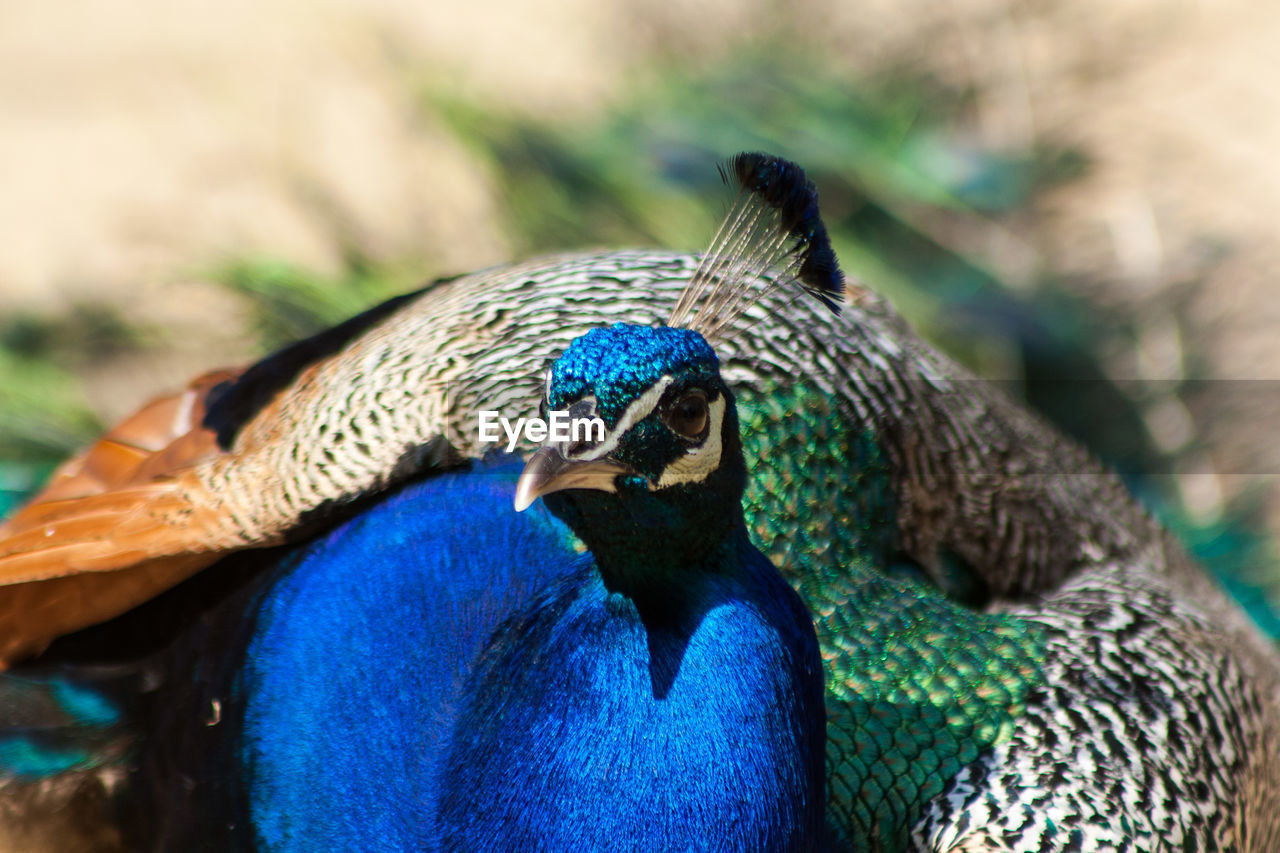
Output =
[{"x1": 1, "y1": 0, "x2": 1278, "y2": 632}]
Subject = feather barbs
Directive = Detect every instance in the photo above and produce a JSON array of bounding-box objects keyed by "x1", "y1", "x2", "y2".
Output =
[{"x1": 668, "y1": 153, "x2": 844, "y2": 343}]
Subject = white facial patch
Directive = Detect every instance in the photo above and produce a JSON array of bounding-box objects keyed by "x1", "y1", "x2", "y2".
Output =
[
  {"x1": 655, "y1": 396, "x2": 725, "y2": 489},
  {"x1": 570, "y1": 375, "x2": 674, "y2": 462}
]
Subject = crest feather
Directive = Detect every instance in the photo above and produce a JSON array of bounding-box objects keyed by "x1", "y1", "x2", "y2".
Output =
[{"x1": 668, "y1": 152, "x2": 844, "y2": 341}]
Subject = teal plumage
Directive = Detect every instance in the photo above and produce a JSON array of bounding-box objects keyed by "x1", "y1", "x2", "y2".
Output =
[{"x1": 0, "y1": 154, "x2": 1275, "y2": 850}]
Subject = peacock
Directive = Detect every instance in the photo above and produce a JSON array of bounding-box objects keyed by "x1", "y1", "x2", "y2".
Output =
[{"x1": 0, "y1": 153, "x2": 1276, "y2": 851}]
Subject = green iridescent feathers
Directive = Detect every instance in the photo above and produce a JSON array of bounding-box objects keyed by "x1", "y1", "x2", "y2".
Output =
[{"x1": 737, "y1": 381, "x2": 1049, "y2": 848}]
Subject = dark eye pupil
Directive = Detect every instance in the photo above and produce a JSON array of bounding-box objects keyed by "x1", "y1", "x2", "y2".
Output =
[{"x1": 669, "y1": 394, "x2": 708, "y2": 437}]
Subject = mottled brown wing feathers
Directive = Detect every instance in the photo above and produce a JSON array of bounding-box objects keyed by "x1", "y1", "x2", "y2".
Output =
[
  {"x1": 5, "y1": 368, "x2": 239, "y2": 512},
  {"x1": 0, "y1": 484, "x2": 201, "y2": 576},
  {"x1": 0, "y1": 368, "x2": 246, "y2": 665}
]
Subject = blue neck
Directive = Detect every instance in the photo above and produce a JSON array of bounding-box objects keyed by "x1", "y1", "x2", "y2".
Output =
[
  {"x1": 544, "y1": 390, "x2": 750, "y2": 598},
  {"x1": 434, "y1": 526, "x2": 826, "y2": 851}
]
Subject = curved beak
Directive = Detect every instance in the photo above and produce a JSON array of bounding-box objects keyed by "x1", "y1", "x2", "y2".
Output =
[{"x1": 514, "y1": 447, "x2": 630, "y2": 512}]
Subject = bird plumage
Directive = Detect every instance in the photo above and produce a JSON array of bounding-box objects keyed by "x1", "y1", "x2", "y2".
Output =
[{"x1": 0, "y1": 154, "x2": 1275, "y2": 850}]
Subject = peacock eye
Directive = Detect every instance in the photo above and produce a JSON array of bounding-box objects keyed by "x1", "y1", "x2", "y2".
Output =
[{"x1": 664, "y1": 389, "x2": 709, "y2": 439}]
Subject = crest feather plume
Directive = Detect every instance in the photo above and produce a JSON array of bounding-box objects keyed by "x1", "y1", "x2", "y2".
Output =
[{"x1": 668, "y1": 152, "x2": 844, "y2": 341}]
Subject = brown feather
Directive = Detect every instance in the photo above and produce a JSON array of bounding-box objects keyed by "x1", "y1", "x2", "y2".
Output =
[
  {"x1": 0, "y1": 368, "x2": 245, "y2": 667},
  {"x1": 2, "y1": 369, "x2": 239, "y2": 515}
]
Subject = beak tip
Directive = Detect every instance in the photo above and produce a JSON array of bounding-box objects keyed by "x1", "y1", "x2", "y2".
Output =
[{"x1": 513, "y1": 476, "x2": 538, "y2": 512}]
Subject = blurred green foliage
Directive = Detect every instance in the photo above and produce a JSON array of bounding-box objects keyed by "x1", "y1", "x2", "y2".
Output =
[
  {"x1": 0, "y1": 306, "x2": 152, "y2": 517},
  {"x1": 216, "y1": 256, "x2": 421, "y2": 353},
  {"x1": 434, "y1": 55, "x2": 1060, "y2": 329}
]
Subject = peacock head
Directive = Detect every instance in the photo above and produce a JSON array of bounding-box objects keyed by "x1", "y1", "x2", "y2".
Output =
[
  {"x1": 513, "y1": 151, "x2": 843, "y2": 586},
  {"x1": 514, "y1": 322, "x2": 746, "y2": 576}
]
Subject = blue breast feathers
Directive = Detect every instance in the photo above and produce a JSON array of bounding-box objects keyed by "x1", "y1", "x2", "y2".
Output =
[
  {"x1": 240, "y1": 457, "x2": 824, "y2": 851},
  {"x1": 435, "y1": 530, "x2": 824, "y2": 851},
  {"x1": 240, "y1": 459, "x2": 580, "y2": 850}
]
